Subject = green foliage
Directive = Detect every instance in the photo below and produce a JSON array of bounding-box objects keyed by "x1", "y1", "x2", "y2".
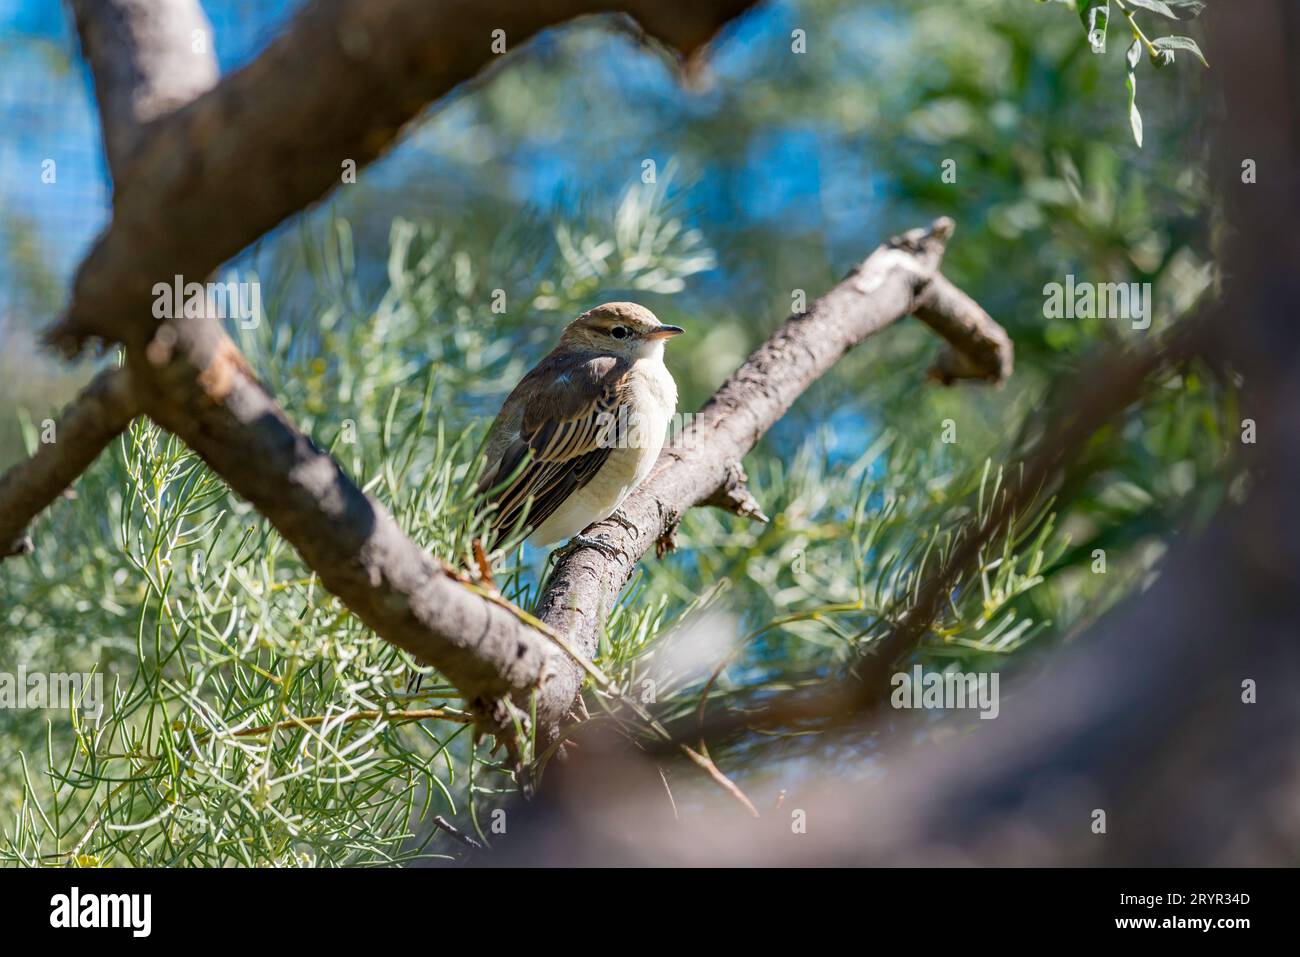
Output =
[
  {"x1": 0, "y1": 181, "x2": 720, "y2": 866},
  {"x1": 0, "y1": 0, "x2": 1234, "y2": 866},
  {"x1": 1055, "y1": 0, "x2": 1210, "y2": 146}
]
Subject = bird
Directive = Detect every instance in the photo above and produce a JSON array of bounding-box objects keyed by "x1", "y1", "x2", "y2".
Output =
[{"x1": 475, "y1": 302, "x2": 684, "y2": 560}]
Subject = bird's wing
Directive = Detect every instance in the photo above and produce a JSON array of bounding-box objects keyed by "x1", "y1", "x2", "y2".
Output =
[{"x1": 479, "y1": 351, "x2": 632, "y2": 541}]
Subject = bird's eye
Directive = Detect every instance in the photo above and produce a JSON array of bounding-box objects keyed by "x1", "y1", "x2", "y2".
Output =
[{"x1": 609, "y1": 326, "x2": 629, "y2": 340}]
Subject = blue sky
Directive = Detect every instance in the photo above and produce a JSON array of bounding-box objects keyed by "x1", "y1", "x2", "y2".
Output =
[{"x1": 0, "y1": 0, "x2": 304, "y2": 296}]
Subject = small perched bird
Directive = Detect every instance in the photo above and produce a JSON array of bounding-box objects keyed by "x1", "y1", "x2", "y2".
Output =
[{"x1": 476, "y1": 302, "x2": 684, "y2": 557}]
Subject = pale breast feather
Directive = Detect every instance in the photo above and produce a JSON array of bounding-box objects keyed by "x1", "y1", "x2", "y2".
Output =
[{"x1": 477, "y1": 351, "x2": 633, "y2": 542}]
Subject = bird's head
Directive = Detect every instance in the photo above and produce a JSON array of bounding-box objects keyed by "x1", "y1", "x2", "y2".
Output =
[{"x1": 558, "y1": 302, "x2": 684, "y2": 360}]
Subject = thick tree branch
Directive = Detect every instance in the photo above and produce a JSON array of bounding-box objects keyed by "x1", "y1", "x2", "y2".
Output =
[
  {"x1": 124, "y1": 316, "x2": 569, "y2": 735},
  {"x1": 0, "y1": 368, "x2": 139, "y2": 558},
  {"x1": 69, "y1": 0, "x2": 219, "y2": 174},
  {"x1": 46, "y1": 0, "x2": 759, "y2": 355}
]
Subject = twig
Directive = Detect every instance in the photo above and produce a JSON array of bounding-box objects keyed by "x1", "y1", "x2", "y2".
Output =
[
  {"x1": 431, "y1": 815, "x2": 484, "y2": 850},
  {"x1": 680, "y1": 745, "x2": 759, "y2": 818},
  {"x1": 0, "y1": 367, "x2": 138, "y2": 559},
  {"x1": 222, "y1": 707, "x2": 472, "y2": 739}
]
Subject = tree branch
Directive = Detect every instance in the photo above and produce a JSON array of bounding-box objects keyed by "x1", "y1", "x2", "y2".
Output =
[
  {"x1": 124, "y1": 316, "x2": 569, "y2": 736},
  {"x1": 0, "y1": 367, "x2": 139, "y2": 558},
  {"x1": 46, "y1": 0, "x2": 760, "y2": 355},
  {"x1": 917, "y1": 273, "x2": 1014, "y2": 384},
  {"x1": 0, "y1": 1, "x2": 218, "y2": 563},
  {"x1": 69, "y1": 0, "x2": 219, "y2": 175}
]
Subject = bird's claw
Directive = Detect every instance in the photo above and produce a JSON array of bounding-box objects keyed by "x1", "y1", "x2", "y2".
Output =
[
  {"x1": 606, "y1": 510, "x2": 641, "y2": 537},
  {"x1": 557, "y1": 533, "x2": 625, "y2": 563}
]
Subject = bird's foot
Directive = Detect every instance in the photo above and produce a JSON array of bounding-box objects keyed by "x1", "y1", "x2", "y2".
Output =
[
  {"x1": 556, "y1": 533, "x2": 625, "y2": 563},
  {"x1": 605, "y1": 509, "x2": 641, "y2": 537}
]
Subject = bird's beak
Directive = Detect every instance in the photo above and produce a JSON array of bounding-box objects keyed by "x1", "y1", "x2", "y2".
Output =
[{"x1": 645, "y1": 325, "x2": 685, "y2": 340}]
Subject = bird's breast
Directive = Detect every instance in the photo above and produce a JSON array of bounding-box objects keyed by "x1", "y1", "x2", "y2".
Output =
[{"x1": 530, "y1": 362, "x2": 677, "y2": 544}]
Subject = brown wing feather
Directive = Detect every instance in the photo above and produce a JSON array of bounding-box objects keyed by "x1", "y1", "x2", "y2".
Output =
[{"x1": 478, "y1": 351, "x2": 631, "y2": 542}]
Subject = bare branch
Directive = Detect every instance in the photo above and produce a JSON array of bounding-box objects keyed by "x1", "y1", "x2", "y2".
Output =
[
  {"x1": 0, "y1": 368, "x2": 139, "y2": 559},
  {"x1": 431, "y1": 815, "x2": 485, "y2": 851},
  {"x1": 701, "y1": 462, "x2": 769, "y2": 524},
  {"x1": 46, "y1": 0, "x2": 760, "y2": 354},
  {"x1": 69, "y1": 0, "x2": 218, "y2": 174},
  {"x1": 125, "y1": 316, "x2": 569, "y2": 733},
  {"x1": 917, "y1": 273, "x2": 1014, "y2": 384}
]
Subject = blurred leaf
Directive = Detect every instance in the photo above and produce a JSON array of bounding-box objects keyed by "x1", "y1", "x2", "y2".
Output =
[
  {"x1": 1126, "y1": 43, "x2": 1144, "y2": 147},
  {"x1": 1152, "y1": 35, "x2": 1209, "y2": 67},
  {"x1": 1162, "y1": 0, "x2": 1207, "y2": 18},
  {"x1": 1079, "y1": 0, "x2": 1112, "y2": 53},
  {"x1": 1123, "y1": 0, "x2": 1178, "y2": 18}
]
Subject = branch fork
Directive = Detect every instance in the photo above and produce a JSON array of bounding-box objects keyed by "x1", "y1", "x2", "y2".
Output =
[{"x1": 0, "y1": 2, "x2": 1012, "y2": 755}]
